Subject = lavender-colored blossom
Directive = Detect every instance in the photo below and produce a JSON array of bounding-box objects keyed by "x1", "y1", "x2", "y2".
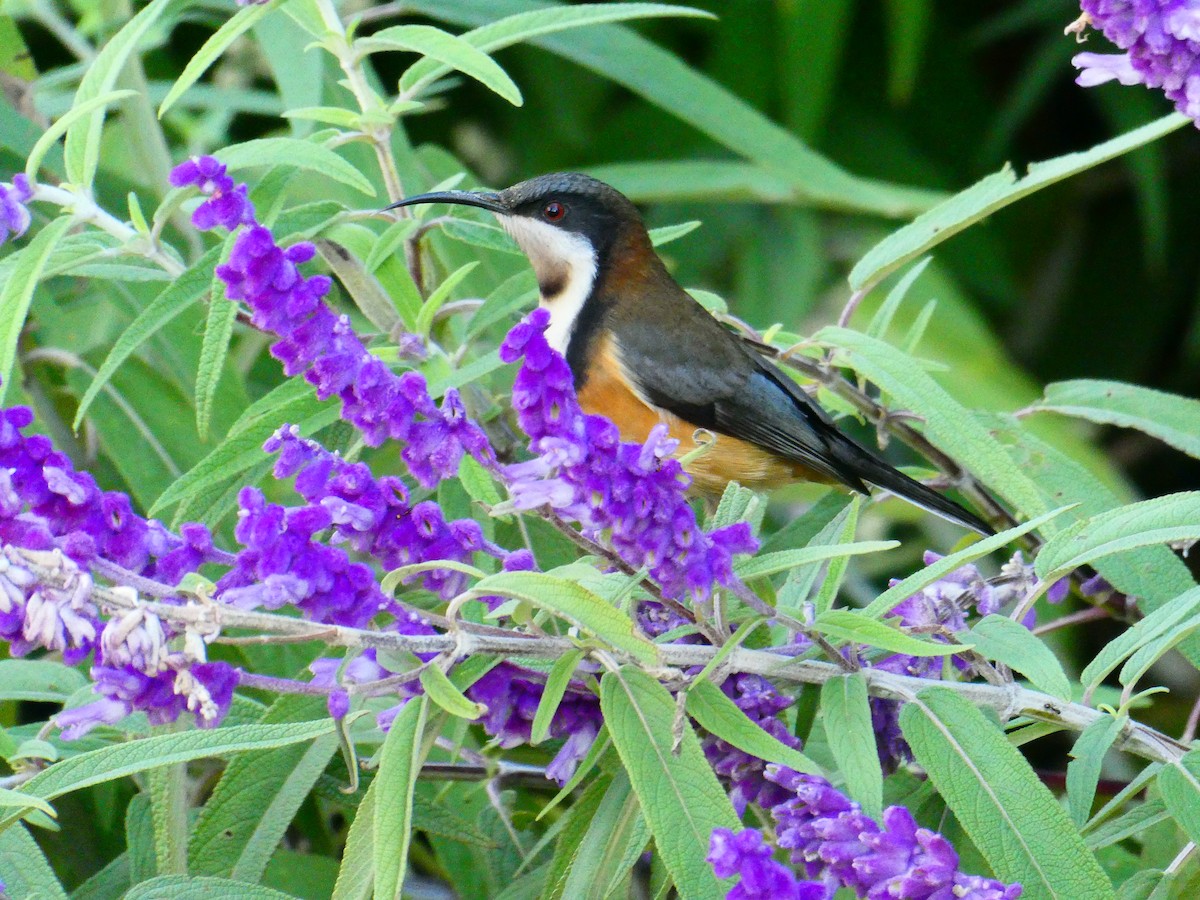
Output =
[
  {"x1": 870, "y1": 551, "x2": 1041, "y2": 766},
  {"x1": 0, "y1": 174, "x2": 32, "y2": 245},
  {"x1": 265, "y1": 427, "x2": 505, "y2": 600},
  {"x1": 216, "y1": 486, "x2": 388, "y2": 628},
  {"x1": 501, "y1": 308, "x2": 758, "y2": 601},
  {"x1": 467, "y1": 662, "x2": 602, "y2": 784},
  {"x1": 1073, "y1": 2, "x2": 1200, "y2": 123},
  {"x1": 169, "y1": 156, "x2": 254, "y2": 230},
  {"x1": 707, "y1": 828, "x2": 829, "y2": 900},
  {"x1": 764, "y1": 766, "x2": 1022, "y2": 900},
  {"x1": 173, "y1": 157, "x2": 492, "y2": 486}
]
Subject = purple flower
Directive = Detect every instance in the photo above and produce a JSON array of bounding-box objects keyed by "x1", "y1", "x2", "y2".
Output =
[
  {"x1": 210, "y1": 217, "x2": 491, "y2": 485},
  {"x1": 216, "y1": 486, "x2": 387, "y2": 628},
  {"x1": 707, "y1": 828, "x2": 829, "y2": 900},
  {"x1": 764, "y1": 767, "x2": 1022, "y2": 900},
  {"x1": 264, "y1": 427, "x2": 505, "y2": 599},
  {"x1": 169, "y1": 156, "x2": 254, "y2": 230},
  {"x1": 501, "y1": 309, "x2": 759, "y2": 601},
  {"x1": 1073, "y1": 2, "x2": 1200, "y2": 123},
  {"x1": 467, "y1": 662, "x2": 602, "y2": 784},
  {"x1": 870, "y1": 551, "x2": 1039, "y2": 767},
  {"x1": 0, "y1": 174, "x2": 33, "y2": 245}
]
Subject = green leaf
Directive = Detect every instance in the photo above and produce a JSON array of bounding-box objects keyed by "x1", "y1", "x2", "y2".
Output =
[
  {"x1": 412, "y1": 0, "x2": 938, "y2": 218},
  {"x1": 1159, "y1": 750, "x2": 1200, "y2": 848},
  {"x1": 0, "y1": 217, "x2": 74, "y2": 405},
  {"x1": 215, "y1": 138, "x2": 375, "y2": 196},
  {"x1": 75, "y1": 244, "x2": 221, "y2": 428},
  {"x1": 126, "y1": 793, "x2": 156, "y2": 883},
  {"x1": 421, "y1": 666, "x2": 486, "y2": 719},
  {"x1": 0, "y1": 822, "x2": 70, "y2": 899},
  {"x1": 26, "y1": 90, "x2": 137, "y2": 181},
  {"x1": 373, "y1": 696, "x2": 429, "y2": 900},
  {"x1": 189, "y1": 696, "x2": 338, "y2": 882},
  {"x1": 815, "y1": 327, "x2": 1053, "y2": 522},
  {"x1": 686, "y1": 678, "x2": 821, "y2": 776},
  {"x1": 150, "y1": 403, "x2": 340, "y2": 516},
  {"x1": 968, "y1": 615, "x2": 1072, "y2": 701},
  {"x1": 1080, "y1": 587, "x2": 1200, "y2": 692},
  {"x1": 469, "y1": 571, "x2": 657, "y2": 663},
  {"x1": 458, "y1": 454, "x2": 502, "y2": 507},
  {"x1": 900, "y1": 687, "x2": 1113, "y2": 899},
  {"x1": 415, "y1": 260, "x2": 478, "y2": 337},
  {"x1": 360, "y1": 24, "x2": 522, "y2": 105},
  {"x1": 332, "y1": 776, "x2": 377, "y2": 900},
  {"x1": 866, "y1": 256, "x2": 932, "y2": 339},
  {"x1": 860, "y1": 506, "x2": 1068, "y2": 619},
  {"x1": 124, "y1": 876, "x2": 298, "y2": 900},
  {"x1": 1084, "y1": 797, "x2": 1169, "y2": 851},
  {"x1": 814, "y1": 609, "x2": 972, "y2": 657},
  {"x1": 557, "y1": 770, "x2": 650, "y2": 900},
  {"x1": 820, "y1": 674, "x2": 883, "y2": 817},
  {"x1": 195, "y1": 292, "x2": 238, "y2": 441},
  {"x1": 0, "y1": 788, "x2": 55, "y2": 818},
  {"x1": 648, "y1": 220, "x2": 701, "y2": 246},
  {"x1": 532, "y1": 649, "x2": 586, "y2": 745},
  {"x1": 849, "y1": 112, "x2": 1189, "y2": 291},
  {"x1": 1035, "y1": 380, "x2": 1200, "y2": 462},
  {"x1": 541, "y1": 776, "x2": 612, "y2": 900},
  {"x1": 600, "y1": 668, "x2": 737, "y2": 900},
  {"x1": 0, "y1": 659, "x2": 88, "y2": 702},
  {"x1": 313, "y1": 238, "x2": 401, "y2": 334},
  {"x1": 62, "y1": 0, "x2": 175, "y2": 187},
  {"x1": 1067, "y1": 715, "x2": 1126, "y2": 830},
  {"x1": 1035, "y1": 493, "x2": 1200, "y2": 581},
  {"x1": 734, "y1": 540, "x2": 897, "y2": 581},
  {"x1": 398, "y1": 3, "x2": 711, "y2": 102},
  {"x1": 158, "y1": 0, "x2": 285, "y2": 116},
  {"x1": 0, "y1": 720, "x2": 335, "y2": 830}
]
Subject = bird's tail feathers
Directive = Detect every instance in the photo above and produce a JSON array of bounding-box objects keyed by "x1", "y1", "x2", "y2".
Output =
[{"x1": 833, "y1": 440, "x2": 995, "y2": 536}]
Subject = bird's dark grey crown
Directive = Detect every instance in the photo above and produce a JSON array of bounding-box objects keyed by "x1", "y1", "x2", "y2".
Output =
[{"x1": 499, "y1": 173, "x2": 639, "y2": 218}]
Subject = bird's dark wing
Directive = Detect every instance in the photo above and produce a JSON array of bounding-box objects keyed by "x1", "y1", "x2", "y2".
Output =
[{"x1": 612, "y1": 296, "x2": 862, "y2": 488}]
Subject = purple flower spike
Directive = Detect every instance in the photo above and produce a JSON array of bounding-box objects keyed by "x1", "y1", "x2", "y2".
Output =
[
  {"x1": 0, "y1": 175, "x2": 33, "y2": 245},
  {"x1": 501, "y1": 310, "x2": 759, "y2": 602},
  {"x1": 1074, "y1": 2, "x2": 1200, "y2": 124},
  {"x1": 707, "y1": 828, "x2": 829, "y2": 900},
  {"x1": 170, "y1": 155, "x2": 254, "y2": 230},
  {"x1": 765, "y1": 767, "x2": 1022, "y2": 899}
]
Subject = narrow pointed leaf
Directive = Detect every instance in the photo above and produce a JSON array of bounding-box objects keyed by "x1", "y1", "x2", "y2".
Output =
[
  {"x1": 471, "y1": 572, "x2": 656, "y2": 663},
  {"x1": 820, "y1": 674, "x2": 883, "y2": 817},
  {"x1": 849, "y1": 113, "x2": 1188, "y2": 291},
  {"x1": 1067, "y1": 715, "x2": 1126, "y2": 829},
  {"x1": 373, "y1": 696, "x2": 429, "y2": 900},
  {"x1": 0, "y1": 218, "x2": 74, "y2": 405},
  {"x1": 686, "y1": 678, "x2": 821, "y2": 776},
  {"x1": 601, "y1": 668, "x2": 737, "y2": 899},
  {"x1": 968, "y1": 615, "x2": 1072, "y2": 701},
  {"x1": 1035, "y1": 380, "x2": 1200, "y2": 462},
  {"x1": 1035, "y1": 493, "x2": 1200, "y2": 580},
  {"x1": 900, "y1": 687, "x2": 1113, "y2": 899}
]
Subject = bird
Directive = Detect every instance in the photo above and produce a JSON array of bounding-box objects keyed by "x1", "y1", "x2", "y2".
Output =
[{"x1": 388, "y1": 173, "x2": 994, "y2": 536}]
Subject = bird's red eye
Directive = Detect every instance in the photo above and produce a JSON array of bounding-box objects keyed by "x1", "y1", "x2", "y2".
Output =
[{"x1": 543, "y1": 201, "x2": 566, "y2": 221}]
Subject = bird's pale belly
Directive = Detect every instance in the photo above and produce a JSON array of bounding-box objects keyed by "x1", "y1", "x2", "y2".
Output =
[{"x1": 574, "y1": 337, "x2": 825, "y2": 496}]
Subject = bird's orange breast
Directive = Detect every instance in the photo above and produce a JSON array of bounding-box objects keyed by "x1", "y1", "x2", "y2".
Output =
[{"x1": 575, "y1": 334, "x2": 824, "y2": 496}]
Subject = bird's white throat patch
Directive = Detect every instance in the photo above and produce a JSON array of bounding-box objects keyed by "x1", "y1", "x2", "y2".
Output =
[{"x1": 497, "y1": 215, "x2": 597, "y2": 356}]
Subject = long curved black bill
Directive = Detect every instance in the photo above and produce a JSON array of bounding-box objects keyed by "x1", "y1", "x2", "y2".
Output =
[{"x1": 384, "y1": 190, "x2": 507, "y2": 215}]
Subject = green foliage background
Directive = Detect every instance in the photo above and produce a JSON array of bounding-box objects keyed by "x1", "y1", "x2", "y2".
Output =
[{"x1": 2, "y1": 0, "x2": 1200, "y2": 898}]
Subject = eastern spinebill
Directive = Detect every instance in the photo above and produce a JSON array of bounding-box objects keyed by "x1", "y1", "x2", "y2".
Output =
[{"x1": 389, "y1": 173, "x2": 993, "y2": 536}]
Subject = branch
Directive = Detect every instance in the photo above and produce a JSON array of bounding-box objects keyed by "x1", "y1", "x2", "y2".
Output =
[{"x1": 17, "y1": 547, "x2": 1183, "y2": 768}]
